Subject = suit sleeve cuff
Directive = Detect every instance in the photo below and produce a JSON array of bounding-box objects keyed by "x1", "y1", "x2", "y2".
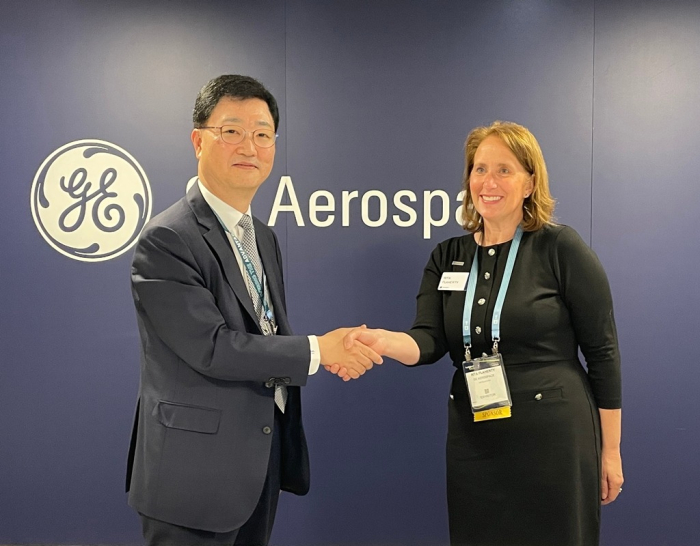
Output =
[{"x1": 308, "y1": 335, "x2": 321, "y2": 375}]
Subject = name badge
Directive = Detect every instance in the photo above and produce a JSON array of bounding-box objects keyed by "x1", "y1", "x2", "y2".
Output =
[
  {"x1": 438, "y1": 272, "x2": 468, "y2": 291},
  {"x1": 465, "y1": 365, "x2": 509, "y2": 408},
  {"x1": 462, "y1": 353, "x2": 512, "y2": 422}
]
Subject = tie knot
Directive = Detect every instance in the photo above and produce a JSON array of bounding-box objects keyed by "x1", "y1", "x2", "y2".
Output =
[{"x1": 238, "y1": 214, "x2": 254, "y2": 232}]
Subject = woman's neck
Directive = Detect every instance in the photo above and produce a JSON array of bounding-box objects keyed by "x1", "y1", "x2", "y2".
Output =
[{"x1": 478, "y1": 217, "x2": 522, "y2": 246}]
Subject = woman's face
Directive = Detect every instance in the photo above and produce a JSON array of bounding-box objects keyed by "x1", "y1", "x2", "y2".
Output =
[{"x1": 469, "y1": 135, "x2": 533, "y2": 229}]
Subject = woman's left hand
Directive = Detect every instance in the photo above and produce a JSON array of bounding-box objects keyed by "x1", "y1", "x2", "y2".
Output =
[{"x1": 601, "y1": 449, "x2": 624, "y2": 505}]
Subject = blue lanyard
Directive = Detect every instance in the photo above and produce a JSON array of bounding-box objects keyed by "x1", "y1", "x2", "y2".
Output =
[
  {"x1": 462, "y1": 226, "x2": 523, "y2": 358},
  {"x1": 213, "y1": 212, "x2": 274, "y2": 323}
]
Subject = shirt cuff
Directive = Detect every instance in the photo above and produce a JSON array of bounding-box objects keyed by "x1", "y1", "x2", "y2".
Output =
[{"x1": 308, "y1": 335, "x2": 321, "y2": 375}]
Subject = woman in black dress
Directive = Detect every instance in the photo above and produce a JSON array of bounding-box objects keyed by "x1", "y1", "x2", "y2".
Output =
[{"x1": 339, "y1": 121, "x2": 623, "y2": 545}]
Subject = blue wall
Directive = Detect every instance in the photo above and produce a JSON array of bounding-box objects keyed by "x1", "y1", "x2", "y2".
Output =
[{"x1": 1, "y1": 1, "x2": 698, "y2": 544}]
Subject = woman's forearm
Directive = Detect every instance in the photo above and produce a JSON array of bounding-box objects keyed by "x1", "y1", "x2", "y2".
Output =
[
  {"x1": 380, "y1": 330, "x2": 421, "y2": 365},
  {"x1": 599, "y1": 408, "x2": 622, "y2": 452}
]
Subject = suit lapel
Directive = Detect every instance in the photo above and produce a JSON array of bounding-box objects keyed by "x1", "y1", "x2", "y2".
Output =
[{"x1": 187, "y1": 185, "x2": 261, "y2": 331}]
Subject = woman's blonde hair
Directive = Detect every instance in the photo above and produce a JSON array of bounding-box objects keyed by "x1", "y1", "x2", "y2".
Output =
[{"x1": 461, "y1": 121, "x2": 555, "y2": 232}]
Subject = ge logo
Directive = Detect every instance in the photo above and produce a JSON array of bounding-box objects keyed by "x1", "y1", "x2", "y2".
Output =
[{"x1": 30, "y1": 140, "x2": 152, "y2": 262}]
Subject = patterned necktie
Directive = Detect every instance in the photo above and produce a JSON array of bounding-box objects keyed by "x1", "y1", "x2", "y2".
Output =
[{"x1": 237, "y1": 214, "x2": 287, "y2": 412}]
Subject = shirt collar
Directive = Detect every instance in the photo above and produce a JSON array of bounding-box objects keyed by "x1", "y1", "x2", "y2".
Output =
[{"x1": 197, "y1": 179, "x2": 252, "y2": 233}]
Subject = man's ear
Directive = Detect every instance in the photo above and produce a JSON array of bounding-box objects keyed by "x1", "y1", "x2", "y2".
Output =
[{"x1": 191, "y1": 128, "x2": 202, "y2": 159}]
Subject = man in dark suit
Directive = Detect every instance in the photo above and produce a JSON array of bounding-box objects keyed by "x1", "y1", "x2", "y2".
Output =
[{"x1": 126, "y1": 75, "x2": 380, "y2": 545}]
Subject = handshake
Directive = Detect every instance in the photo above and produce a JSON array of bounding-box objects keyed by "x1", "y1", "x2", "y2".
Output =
[{"x1": 317, "y1": 326, "x2": 389, "y2": 382}]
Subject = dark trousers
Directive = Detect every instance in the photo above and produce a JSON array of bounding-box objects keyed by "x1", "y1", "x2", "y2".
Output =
[{"x1": 140, "y1": 408, "x2": 283, "y2": 546}]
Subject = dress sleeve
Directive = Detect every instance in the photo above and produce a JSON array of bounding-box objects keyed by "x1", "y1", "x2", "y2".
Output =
[
  {"x1": 552, "y1": 226, "x2": 622, "y2": 408},
  {"x1": 406, "y1": 243, "x2": 450, "y2": 365}
]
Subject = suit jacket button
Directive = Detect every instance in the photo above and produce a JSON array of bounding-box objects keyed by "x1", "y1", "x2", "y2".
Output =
[{"x1": 262, "y1": 426, "x2": 272, "y2": 435}]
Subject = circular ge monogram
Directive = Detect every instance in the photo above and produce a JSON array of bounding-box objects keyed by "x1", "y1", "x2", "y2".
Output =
[{"x1": 31, "y1": 140, "x2": 152, "y2": 262}]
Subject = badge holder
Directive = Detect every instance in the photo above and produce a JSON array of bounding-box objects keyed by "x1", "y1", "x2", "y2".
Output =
[
  {"x1": 462, "y1": 343, "x2": 513, "y2": 422},
  {"x1": 261, "y1": 311, "x2": 278, "y2": 336}
]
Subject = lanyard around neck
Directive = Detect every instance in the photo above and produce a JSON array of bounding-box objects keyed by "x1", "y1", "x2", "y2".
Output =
[
  {"x1": 213, "y1": 211, "x2": 273, "y2": 322},
  {"x1": 462, "y1": 225, "x2": 523, "y2": 358}
]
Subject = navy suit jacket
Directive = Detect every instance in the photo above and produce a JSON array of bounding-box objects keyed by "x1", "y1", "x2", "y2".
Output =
[{"x1": 126, "y1": 184, "x2": 310, "y2": 533}]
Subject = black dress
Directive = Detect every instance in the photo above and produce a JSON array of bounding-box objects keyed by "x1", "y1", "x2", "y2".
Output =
[{"x1": 407, "y1": 225, "x2": 621, "y2": 546}]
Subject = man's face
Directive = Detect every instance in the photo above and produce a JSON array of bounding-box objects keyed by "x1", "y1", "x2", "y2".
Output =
[{"x1": 191, "y1": 97, "x2": 275, "y2": 205}]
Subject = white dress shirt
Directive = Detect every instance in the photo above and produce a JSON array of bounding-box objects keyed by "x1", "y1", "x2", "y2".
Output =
[{"x1": 198, "y1": 180, "x2": 320, "y2": 375}]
